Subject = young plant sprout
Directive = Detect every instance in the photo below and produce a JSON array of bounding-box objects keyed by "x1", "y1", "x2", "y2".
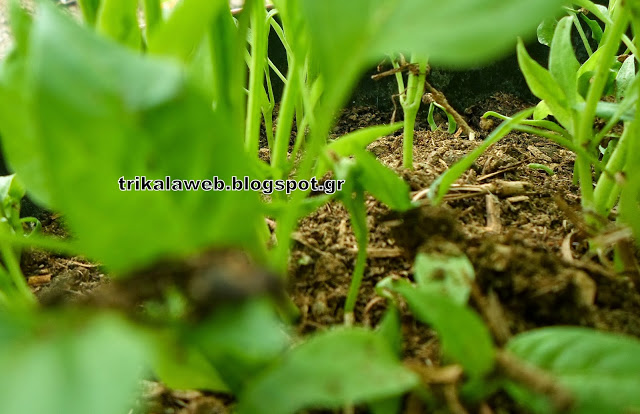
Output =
[
  {"x1": 4, "y1": 0, "x2": 639, "y2": 413},
  {"x1": 390, "y1": 53, "x2": 427, "y2": 170}
]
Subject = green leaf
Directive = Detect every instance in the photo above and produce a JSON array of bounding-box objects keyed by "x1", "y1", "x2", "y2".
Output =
[
  {"x1": 387, "y1": 280, "x2": 495, "y2": 378},
  {"x1": 0, "y1": 312, "x2": 147, "y2": 414},
  {"x1": 537, "y1": 17, "x2": 558, "y2": 46},
  {"x1": 301, "y1": 0, "x2": 563, "y2": 70},
  {"x1": 96, "y1": 0, "x2": 141, "y2": 48},
  {"x1": 549, "y1": 16, "x2": 580, "y2": 106},
  {"x1": 0, "y1": 4, "x2": 265, "y2": 271},
  {"x1": 517, "y1": 39, "x2": 573, "y2": 131},
  {"x1": 317, "y1": 123, "x2": 403, "y2": 176},
  {"x1": 147, "y1": 0, "x2": 228, "y2": 61},
  {"x1": 413, "y1": 249, "x2": 475, "y2": 305},
  {"x1": 149, "y1": 333, "x2": 229, "y2": 392},
  {"x1": 352, "y1": 148, "x2": 412, "y2": 211},
  {"x1": 190, "y1": 299, "x2": 290, "y2": 392},
  {"x1": 237, "y1": 328, "x2": 418, "y2": 414},
  {"x1": 579, "y1": 13, "x2": 604, "y2": 43},
  {"x1": 77, "y1": 0, "x2": 102, "y2": 26},
  {"x1": 299, "y1": 0, "x2": 564, "y2": 114},
  {"x1": 533, "y1": 100, "x2": 552, "y2": 120},
  {"x1": 616, "y1": 55, "x2": 635, "y2": 101},
  {"x1": 506, "y1": 327, "x2": 640, "y2": 414},
  {"x1": 574, "y1": 101, "x2": 636, "y2": 121},
  {"x1": 376, "y1": 305, "x2": 402, "y2": 356},
  {"x1": 0, "y1": 174, "x2": 25, "y2": 205}
]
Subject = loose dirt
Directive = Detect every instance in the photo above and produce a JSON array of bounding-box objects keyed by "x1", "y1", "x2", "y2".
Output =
[{"x1": 20, "y1": 93, "x2": 640, "y2": 413}]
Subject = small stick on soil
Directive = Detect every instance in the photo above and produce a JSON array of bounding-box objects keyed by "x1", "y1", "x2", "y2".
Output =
[
  {"x1": 412, "y1": 180, "x2": 531, "y2": 203},
  {"x1": 477, "y1": 158, "x2": 531, "y2": 182},
  {"x1": 496, "y1": 350, "x2": 575, "y2": 412},
  {"x1": 470, "y1": 282, "x2": 511, "y2": 346},
  {"x1": 422, "y1": 81, "x2": 476, "y2": 140},
  {"x1": 443, "y1": 384, "x2": 469, "y2": 414},
  {"x1": 485, "y1": 194, "x2": 502, "y2": 233},
  {"x1": 553, "y1": 195, "x2": 592, "y2": 237}
]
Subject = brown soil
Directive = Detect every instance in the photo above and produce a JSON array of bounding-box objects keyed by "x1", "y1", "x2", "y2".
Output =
[{"x1": 22, "y1": 93, "x2": 640, "y2": 414}]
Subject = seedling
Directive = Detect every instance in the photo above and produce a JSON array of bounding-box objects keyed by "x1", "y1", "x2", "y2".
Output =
[
  {"x1": 0, "y1": 0, "x2": 598, "y2": 413},
  {"x1": 0, "y1": 174, "x2": 38, "y2": 309}
]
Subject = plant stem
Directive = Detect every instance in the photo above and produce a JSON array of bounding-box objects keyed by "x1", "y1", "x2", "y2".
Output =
[
  {"x1": 0, "y1": 236, "x2": 34, "y2": 307},
  {"x1": 400, "y1": 55, "x2": 427, "y2": 169},
  {"x1": 344, "y1": 190, "x2": 367, "y2": 318},
  {"x1": 574, "y1": 3, "x2": 629, "y2": 214},
  {"x1": 245, "y1": 3, "x2": 268, "y2": 154},
  {"x1": 272, "y1": 58, "x2": 300, "y2": 179},
  {"x1": 593, "y1": 125, "x2": 630, "y2": 215}
]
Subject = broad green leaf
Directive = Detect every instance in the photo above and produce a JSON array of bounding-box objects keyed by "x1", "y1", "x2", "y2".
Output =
[
  {"x1": 0, "y1": 312, "x2": 147, "y2": 414},
  {"x1": 549, "y1": 16, "x2": 580, "y2": 106},
  {"x1": 537, "y1": 17, "x2": 558, "y2": 46},
  {"x1": 517, "y1": 39, "x2": 573, "y2": 131},
  {"x1": 150, "y1": 333, "x2": 229, "y2": 392},
  {"x1": 352, "y1": 148, "x2": 412, "y2": 211},
  {"x1": 237, "y1": 328, "x2": 418, "y2": 414},
  {"x1": 317, "y1": 123, "x2": 403, "y2": 176},
  {"x1": 147, "y1": 0, "x2": 228, "y2": 61},
  {"x1": 388, "y1": 279, "x2": 495, "y2": 377},
  {"x1": 413, "y1": 249, "x2": 475, "y2": 305},
  {"x1": 616, "y1": 55, "x2": 635, "y2": 100},
  {"x1": 574, "y1": 100, "x2": 635, "y2": 121},
  {"x1": 376, "y1": 306, "x2": 402, "y2": 357},
  {"x1": 299, "y1": 0, "x2": 564, "y2": 113},
  {"x1": 506, "y1": 327, "x2": 640, "y2": 414},
  {"x1": 0, "y1": 4, "x2": 264, "y2": 272},
  {"x1": 96, "y1": 0, "x2": 141, "y2": 48},
  {"x1": 300, "y1": 0, "x2": 564, "y2": 70},
  {"x1": 190, "y1": 299, "x2": 290, "y2": 392},
  {"x1": 533, "y1": 100, "x2": 552, "y2": 120}
]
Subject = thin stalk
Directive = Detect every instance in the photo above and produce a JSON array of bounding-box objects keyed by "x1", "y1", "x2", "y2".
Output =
[
  {"x1": 262, "y1": 82, "x2": 275, "y2": 150},
  {"x1": 593, "y1": 125, "x2": 632, "y2": 216},
  {"x1": 272, "y1": 58, "x2": 301, "y2": 178},
  {"x1": 572, "y1": 11, "x2": 594, "y2": 56},
  {"x1": 245, "y1": 3, "x2": 268, "y2": 154},
  {"x1": 143, "y1": 0, "x2": 162, "y2": 34},
  {"x1": 574, "y1": 3, "x2": 629, "y2": 213},
  {"x1": 401, "y1": 55, "x2": 427, "y2": 169},
  {"x1": 344, "y1": 190, "x2": 368, "y2": 320},
  {"x1": 0, "y1": 239, "x2": 34, "y2": 307}
]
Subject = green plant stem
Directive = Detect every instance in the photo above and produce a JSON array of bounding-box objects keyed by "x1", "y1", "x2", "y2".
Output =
[
  {"x1": 574, "y1": 3, "x2": 629, "y2": 213},
  {"x1": 401, "y1": 55, "x2": 427, "y2": 169},
  {"x1": 0, "y1": 237, "x2": 34, "y2": 307},
  {"x1": 143, "y1": 0, "x2": 161, "y2": 34},
  {"x1": 572, "y1": 11, "x2": 593, "y2": 56},
  {"x1": 344, "y1": 190, "x2": 367, "y2": 319},
  {"x1": 262, "y1": 68, "x2": 276, "y2": 150},
  {"x1": 245, "y1": 3, "x2": 268, "y2": 154},
  {"x1": 593, "y1": 124, "x2": 630, "y2": 215},
  {"x1": 272, "y1": 58, "x2": 301, "y2": 179}
]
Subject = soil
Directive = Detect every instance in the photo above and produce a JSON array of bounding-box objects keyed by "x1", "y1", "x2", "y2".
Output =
[{"x1": 16, "y1": 92, "x2": 640, "y2": 413}]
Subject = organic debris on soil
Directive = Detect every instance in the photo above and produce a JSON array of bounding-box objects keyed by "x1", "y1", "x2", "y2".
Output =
[{"x1": 23, "y1": 93, "x2": 640, "y2": 413}]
